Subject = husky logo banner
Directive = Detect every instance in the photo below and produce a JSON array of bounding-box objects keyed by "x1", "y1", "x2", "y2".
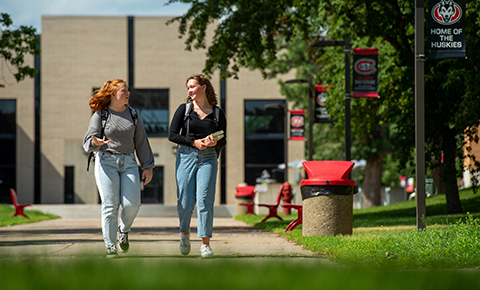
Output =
[
  {"x1": 352, "y1": 48, "x2": 379, "y2": 98},
  {"x1": 290, "y1": 110, "x2": 305, "y2": 141},
  {"x1": 428, "y1": 0, "x2": 466, "y2": 59},
  {"x1": 314, "y1": 85, "x2": 334, "y2": 124}
]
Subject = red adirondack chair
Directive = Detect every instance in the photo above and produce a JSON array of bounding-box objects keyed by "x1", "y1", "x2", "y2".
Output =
[
  {"x1": 281, "y1": 204, "x2": 302, "y2": 231},
  {"x1": 257, "y1": 183, "x2": 287, "y2": 223},
  {"x1": 10, "y1": 188, "x2": 31, "y2": 218},
  {"x1": 238, "y1": 186, "x2": 257, "y2": 215}
]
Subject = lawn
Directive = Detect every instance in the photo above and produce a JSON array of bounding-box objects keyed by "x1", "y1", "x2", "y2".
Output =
[
  {"x1": 1, "y1": 190, "x2": 479, "y2": 290},
  {"x1": 0, "y1": 204, "x2": 59, "y2": 227},
  {"x1": 236, "y1": 188, "x2": 480, "y2": 269}
]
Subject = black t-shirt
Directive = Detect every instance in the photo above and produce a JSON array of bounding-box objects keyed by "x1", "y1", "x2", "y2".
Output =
[{"x1": 168, "y1": 103, "x2": 226, "y2": 152}]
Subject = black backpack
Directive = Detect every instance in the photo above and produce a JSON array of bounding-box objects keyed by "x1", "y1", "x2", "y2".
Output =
[{"x1": 86, "y1": 107, "x2": 138, "y2": 171}]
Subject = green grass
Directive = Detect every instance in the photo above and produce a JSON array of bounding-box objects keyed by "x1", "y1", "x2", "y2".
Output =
[
  {"x1": 0, "y1": 203, "x2": 59, "y2": 226},
  {"x1": 2, "y1": 259, "x2": 480, "y2": 290},
  {"x1": 236, "y1": 188, "x2": 480, "y2": 269},
  {"x1": 1, "y1": 190, "x2": 480, "y2": 289}
]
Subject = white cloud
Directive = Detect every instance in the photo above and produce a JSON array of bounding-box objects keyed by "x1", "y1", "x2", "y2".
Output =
[{"x1": 1, "y1": 0, "x2": 190, "y2": 32}]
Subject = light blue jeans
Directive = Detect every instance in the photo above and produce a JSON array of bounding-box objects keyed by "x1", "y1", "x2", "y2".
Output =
[
  {"x1": 176, "y1": 145, "x2": 218, "y2": 238},
  {"x1": 95, "y1": 152, "x2": 141, "y2": 248}
]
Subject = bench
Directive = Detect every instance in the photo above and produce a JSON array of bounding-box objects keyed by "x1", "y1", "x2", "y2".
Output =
[
  {"x1": 239, "y1": 188, "x2": 257, "y2": 215},
  {"x1": 10, "y1": 188, "x2": 31, "y2": 218},
  {"x1": 257, "y1": 184, "x2": 285, "y2": 223},
  {"x1": 281, "y1": 204, "x2": 302, "y2": 231}
]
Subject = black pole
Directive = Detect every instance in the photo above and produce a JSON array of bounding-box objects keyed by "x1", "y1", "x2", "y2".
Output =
[
  {"x1": 127, "y1": 16, "x2": 134, "y2": 89},
  {"x1": 344, "y1": 38, "x2": 351, "y2": 162},
  {"x1": 220, "y1": 66, "x2": 227, "y2": 204},
  {"x1": 284, "y1": 102, "x2": 289, "y2": 182},
  {"x1": 415, "y1": 0, "x2": 426, "y2": 230},
  {"x1": 308, "y1": 77, "x2": 314, "y2": 161}
]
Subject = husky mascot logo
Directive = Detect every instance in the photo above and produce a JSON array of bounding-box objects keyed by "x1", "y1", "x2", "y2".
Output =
[{"x1": 432, "y1": 0, "x2": 462, "y2": 25}]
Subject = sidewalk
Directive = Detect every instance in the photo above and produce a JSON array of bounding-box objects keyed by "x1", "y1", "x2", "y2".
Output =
[{"x1": 0, "y1": 205, "x2": 323, "y2": 261}]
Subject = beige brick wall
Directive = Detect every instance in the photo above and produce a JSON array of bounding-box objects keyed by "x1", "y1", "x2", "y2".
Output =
[
  {"x1": 0, "y1": 55, "x2": 36, "y2": 204},
  {"x1": 39, "y1": 15, "x2": 304, "y2": 205},
  {"x1": 41, "y1": 16, "x2": 129, "y2": 203}
]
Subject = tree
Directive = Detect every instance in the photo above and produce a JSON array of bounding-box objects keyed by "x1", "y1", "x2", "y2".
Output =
[
  {"x1": 167, "y1": 0, "x2": 480, "y2": 214},
  {"x1": 0, "y1": 13, "x2": 40, "y2": 82}
]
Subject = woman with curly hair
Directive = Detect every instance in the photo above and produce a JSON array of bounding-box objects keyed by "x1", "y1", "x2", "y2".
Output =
[
  {"x1": 168, "y1": 74, "x2": 226, "y2": 258},
  {"x1": 83, "y1": 79, "x2": 154, "y2": 258}
]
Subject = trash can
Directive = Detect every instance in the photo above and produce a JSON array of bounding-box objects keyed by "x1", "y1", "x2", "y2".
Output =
[
  {"x1": 234, "y1": 185, "x2": 256, "y2": 216},
  {"x1": 425, "y1": 179, "x2": 436, "y2": 196},
  {"x1": 300, "y1": 161, "x2": 357, "y2": 236}
]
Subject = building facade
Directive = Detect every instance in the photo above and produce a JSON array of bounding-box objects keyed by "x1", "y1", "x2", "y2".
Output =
[{"x1": 0, "y1": 16, "x2": 305, "y2": 206}]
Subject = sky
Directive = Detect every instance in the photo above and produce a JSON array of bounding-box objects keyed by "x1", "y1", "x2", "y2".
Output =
[{"x1": 1, "y1": 0, "x2": 191, "y2": 33}]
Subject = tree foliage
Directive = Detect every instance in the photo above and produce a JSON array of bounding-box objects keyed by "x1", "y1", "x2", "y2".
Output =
[
  {"x1": 167, "y1": 0, "x2": 480, "y2": 213},
  {"x1": 0, "y1": 13, "x2": 40, "y2": 82}
]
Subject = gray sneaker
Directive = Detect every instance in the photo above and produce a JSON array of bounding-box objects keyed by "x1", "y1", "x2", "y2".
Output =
[
  {"x1": 117, "y1": 227, "x2": 129, "y2": 253},
  {"x1": 106, "y1": 244, "x2": 118, "y2": 258},
  {"x1": 200, "y1": 244, "x2": 213, "y2": 258},
  {"x1": 180, "y1": 232, "x2": 191, "y2": 255}
]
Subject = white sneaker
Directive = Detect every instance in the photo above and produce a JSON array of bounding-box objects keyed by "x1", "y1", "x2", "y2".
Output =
[
  {"x1": 180, "y1": 232, "x2": 191, "y2": 255},
  {"x1": 106, "y1": 244, "x2": 118, "y2": 259},
  {"x1": 200, "y1": 244, "x2": 213, "y2": 258}
]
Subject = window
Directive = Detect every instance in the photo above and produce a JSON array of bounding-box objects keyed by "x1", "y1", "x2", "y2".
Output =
[
  {"x1": 0, "y1": 100, "x2": 16, "y2": 203},
  {"x1": 64, "y1": 166, "x2": 74, "y2": 204},
  {"x1": 140, "y1": 166, "x2": 164, "y2": 204},
  {"x1": 129, "y1": 89, "x2": 169, "y2": 137},
  {"x1": 244, "y1": 100, "x2": 285, "y2": 185}
]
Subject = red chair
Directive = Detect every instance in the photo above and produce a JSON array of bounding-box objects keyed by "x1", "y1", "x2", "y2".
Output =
[
  {"x1": 238, "y1": 186, "x2": 257, "y2": 215},
  {"x1": 258, "y1": 184, "x2": 285, "y2": 223},
  {"x1": 281, "y1": 204, "x2": 302, "y2": 231},
  {"x1": 10, "y1": 188, "x2": 31, "y2": 218}
]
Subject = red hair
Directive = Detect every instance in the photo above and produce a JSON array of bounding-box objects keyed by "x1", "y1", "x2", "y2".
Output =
[{"x1": 89, "y1": 79, "x2": 126, "y2": 111}]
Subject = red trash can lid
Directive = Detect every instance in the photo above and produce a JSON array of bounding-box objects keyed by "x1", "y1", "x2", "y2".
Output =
[{"x1": 300, "y1": 161, "x2": 356, "y2": 186}]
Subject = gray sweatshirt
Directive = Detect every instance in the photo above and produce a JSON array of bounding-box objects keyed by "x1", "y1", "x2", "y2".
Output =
[{"x1": 83, "y1": 107, "x2": 155, "y2": 170}]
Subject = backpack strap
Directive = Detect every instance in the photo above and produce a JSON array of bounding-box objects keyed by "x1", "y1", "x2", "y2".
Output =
[
  {"x1": 213, "y1": 106, "x2": 219, "y2": 128},
  {"x1": 127, "y1": 106, "x2": 138, "y2": 127},
  {"x1": 183, "y1": 102, "x2": 218, "y2": 136},
  {"x1": 184, "y1": 102, "x2": 193, "y2": 135},
  {"x1": 87, "y1": 108, "x2": 110, "y2": 171}
]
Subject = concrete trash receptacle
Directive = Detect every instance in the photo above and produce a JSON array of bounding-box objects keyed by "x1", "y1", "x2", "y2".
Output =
[{"x1": 300, "y1": 161, "x2": 357, "y2": 236}]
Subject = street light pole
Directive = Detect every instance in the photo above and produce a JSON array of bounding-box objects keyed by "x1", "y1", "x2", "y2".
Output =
[
  {"x1": 344, "y1": 38, "x2": 352, "y2": 162},
  {"x1": 284, "y1": 102, "x2": 289, "y2": 182},
  {"x1": 415, "y1": 0, "x2": 426, "y2": 230},
  {"x1": 313, "y1": 38, "x2": 351, "y2": 161}
]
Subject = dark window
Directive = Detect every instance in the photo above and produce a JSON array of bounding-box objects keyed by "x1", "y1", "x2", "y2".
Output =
[
  {"x1": 64, "y1": 166, "x2": 74, "y2": 204},
  {"x1": 244, "y1": 100, "x2": 285, "y2": 185},
  {"x1": 129, "y1": 89, "x2": 169, "y2": 137},
  {"x1": 0, "y1": 100, "x2": 16, "y2": 203},
  {"x1": 140, "y1": 166, "x2": 164, "y2": 204}
]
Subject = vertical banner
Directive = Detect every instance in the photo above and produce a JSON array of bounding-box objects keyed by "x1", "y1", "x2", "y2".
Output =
[
  {"x1": 290, "y1": 110, "x2": 305, "y2": 140},
  {"x1": 352, "y1": 48, "x2": 379, "y2": 98},
  {"x1": 428, "y1": 0, "x2": 466, "y2": 59},
  {"x1": 314, "y1": 85, "x2": 334, "y2": 123}
]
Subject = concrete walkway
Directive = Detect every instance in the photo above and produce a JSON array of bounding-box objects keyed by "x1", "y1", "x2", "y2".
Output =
[{"x1": 0, "y1": 205, "x2": 325, "y2": 262}]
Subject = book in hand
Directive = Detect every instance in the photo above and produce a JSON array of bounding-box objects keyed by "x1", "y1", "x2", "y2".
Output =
[{"x1": 210, "y1": 130, "x2": 224, "y2": 141}]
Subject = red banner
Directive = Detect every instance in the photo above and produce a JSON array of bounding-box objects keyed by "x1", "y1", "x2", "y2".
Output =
[
  {"x1": 352, "y1": 48, "x2": 379, "y2": 98},
  {"x1": 290, "y1": 110, "x2": 305, "y2": 141}
]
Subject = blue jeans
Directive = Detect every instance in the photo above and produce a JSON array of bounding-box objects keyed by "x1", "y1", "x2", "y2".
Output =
[
  {"x1": 95, "y1": 152, "x2": 141, "y2": 248},
  {"x1": 176, "y1": 145, "x2": 218, "y2": 238}
]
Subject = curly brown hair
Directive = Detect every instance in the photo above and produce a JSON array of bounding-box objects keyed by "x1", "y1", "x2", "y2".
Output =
[
  {"x1": 89, "y1": 79, "x2": 126, "y2": 111},
  {"x1": 184, "y1": 74, "x2": 217, "y2": 106}
]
